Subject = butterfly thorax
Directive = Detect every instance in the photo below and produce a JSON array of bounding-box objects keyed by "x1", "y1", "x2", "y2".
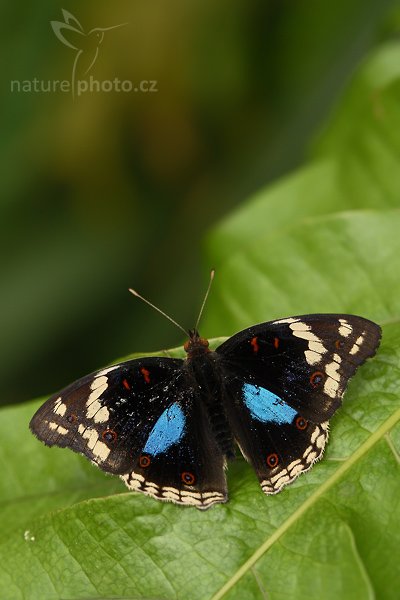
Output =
[
  {"x1": 184, "y1": 334, "x2": 235, "y2": 459},
  {"x1": 183, "y1": 329, "x2": 211, "y2": 359}
]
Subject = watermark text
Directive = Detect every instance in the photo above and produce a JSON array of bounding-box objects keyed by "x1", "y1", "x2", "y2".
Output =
[{"x1": 10, "y1": 77, "x2": 158, "y2": 95}]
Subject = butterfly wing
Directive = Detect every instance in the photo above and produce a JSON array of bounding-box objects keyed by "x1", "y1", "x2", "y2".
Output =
[
  {"x1": 30, "y1": 357, "x2": 227, "y2": 509},
  {"x1": 216, "y1": 314, "x2": 381, "y2": 494}
]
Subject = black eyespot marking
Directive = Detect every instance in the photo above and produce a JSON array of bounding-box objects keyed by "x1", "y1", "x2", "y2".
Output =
[
  {"x1": 266, "y1": 453, "x2": 279, "y2": 468},
  {"x1": 181, "y1": 471, "x2": 196, "y2": 485},
  {"x1": 295, "y1": 416, "x2": 308, "y2": 430},
  {"x1": 139, "y1": 454, "x2": 151, "y2": 468},
  {"x1": 66, "y1": 414, "x2": 77, "y2": 423},
  {"x1": 310, "y1": 371, "x2": 324, "y2": 388},
  {"x1": 102, "y1": 429, "x2": 117, "y2": 444},
  {"x1": 335, "y1": 339, "x2": 345, "y2": 349}
]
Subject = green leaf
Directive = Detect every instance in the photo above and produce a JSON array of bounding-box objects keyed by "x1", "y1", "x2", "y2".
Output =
[
  {"x1": 207, "y1": 42, "x2": 400, "y2": 265},
  {"x1": 203, "y1": 210, "x2": 400, "y2": 338}
]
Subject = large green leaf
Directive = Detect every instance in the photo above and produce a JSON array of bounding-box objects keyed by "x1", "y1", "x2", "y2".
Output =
[
  {"x1": 207, "y1": 42, "x2": 400, "y2": 264},
  {"x1": 1, "y1": 209, "x2": 399, "y2": 600},
  {"x1": 203, "y1": 210, "x2": 400, "y2": 338}
]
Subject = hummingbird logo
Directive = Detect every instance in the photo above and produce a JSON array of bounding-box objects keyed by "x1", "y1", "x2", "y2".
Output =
[{"x1": 51, "y1": 9, "x2": 127, "y2": 97}]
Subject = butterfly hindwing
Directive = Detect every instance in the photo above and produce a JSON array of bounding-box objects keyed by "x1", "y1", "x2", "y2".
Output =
[
  {"x1": 121, "y1": 389, "x2": 227, "y2": 508},
  {"x1": 217, "y1": 314, "x2": 381, "y2": 494},
  {"x1": 30, "y1": 357, "x2": 227, "y2": 508}
]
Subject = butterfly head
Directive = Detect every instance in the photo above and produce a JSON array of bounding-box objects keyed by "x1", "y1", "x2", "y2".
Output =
[{"x1": 184, "y1": 329, "x2": 210, "y2": 358}]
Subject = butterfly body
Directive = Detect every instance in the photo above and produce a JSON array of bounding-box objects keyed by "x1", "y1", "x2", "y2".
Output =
[{"x1": 30, "y1": 314, "x2": 381, "y2": 509}]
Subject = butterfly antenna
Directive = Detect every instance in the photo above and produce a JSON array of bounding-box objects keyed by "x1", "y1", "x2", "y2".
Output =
[
  {"x1": 129, "y1": 288, "x2": 188, "y2": 336},
  {"x1": 195, "y1": 269, "x2": 215, "y2": 332}
]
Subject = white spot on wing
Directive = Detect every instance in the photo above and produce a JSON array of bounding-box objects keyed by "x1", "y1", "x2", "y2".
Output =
[
  {"x1": 289, "y1": 464, "x2": 304, "y2": 477},
  {"x1": 325, "y1": 360, "x2": 340, "y2": 380},
  {"x1": 306, "y1": 451, "x2": 317, "y2": 463},
  {"x1": 305, "y1": 350, "x2": 321, "y2": 365},
  {"x1": 271, "y1": 470, "x2": 288, "y2": 484},
  {"x1": 85, "y1": 398, "x2": 109, "y2": 423},
  {"x1": 86, "y1": 378, "x2": 108, "y2": 421},
  {"x1": 289, "y1": 321, "x2": 311, "y2": 331},
  {"x1": 311, "y1": 427, "x2": 320, "y2": 444},
  {"x1": 324, "y1": 378, "x2": 339, "y2": 398},
  {"x1": 287, "y1": 459, "x2": 301, "y2": 471},
  {"x1": 181, "y1": 491, "x2": 202, "y2": 500},
  {"x1": 83, "y1": 428, "x2": 99, "y2": 450},
  {"x1": 53, "y1": 397, "x2": 67, "y2": 417},
  {"x1": 121, "y1": 471, "x2": 226, "y2": 508},
  {"x1": 273, "y1": 474, "x2": 290, "y2": 489},
  {"x1": 324, "y1": 354, "x2": 342, "y2": 398},
  {"x1": 162, "y1": 490, "x2": 180, "y2": 500},
  {"x1": 93, "y1": 406, "x2": 110, "y2": 423},
  {"x1": 97, "y1": 366, "x2": 119, "y2": 376},
  {"x1": 48, "y1": 421, "x2": 68, "y2": 435},
  {"x1": 90, "y1": 376, "x2": 108, "y2": 391},
  {"x1": 350, "y1": 334, "x2": 365, "y2": 355},
  {"x1": 291, "y1": 328, "x2": 321, "y2": 343},
  {"x1": 339, "y1": 319, "x2": 352, "y2": 337},
  {"x1": 80, "y1": 427, "x2": 111, "y2": 461},
  {"x1": 273, "y1": 317, "x2": 298, "y2": 324},
  {"x1": 303, "y1": 445, "x2": 313, "y2": 458},
  {"x1": 309, "y1": 341, "x2": 327, "y2": 354},
  {"x1": 289, "y1": 322, "x2": 327, "y2": 365},
  {"x1": 86, "y1": 382, "x2": 108, "y2": 405}
]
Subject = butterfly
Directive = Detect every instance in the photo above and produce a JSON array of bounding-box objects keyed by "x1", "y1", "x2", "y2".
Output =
[{"x1": 30, "y1": 276, "x2": 381, "y2": 510}]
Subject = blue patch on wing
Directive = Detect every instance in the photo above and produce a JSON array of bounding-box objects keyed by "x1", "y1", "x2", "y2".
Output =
[
  {"x1": 243, "y1": 383, "x2": 297, "y2": 424},
  {"x1": 143, "y1": 402, "x2": 186, "y2": 456}
]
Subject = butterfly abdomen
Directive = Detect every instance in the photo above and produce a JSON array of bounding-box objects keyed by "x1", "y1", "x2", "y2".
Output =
[{"x1": 186, "y1": 352, "x2": 235, "y2": 459}]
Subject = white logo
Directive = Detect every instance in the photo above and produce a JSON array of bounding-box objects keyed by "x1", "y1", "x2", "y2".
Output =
[{"x1": 51, "y1": 9, "x2": 127, "y2": 97}]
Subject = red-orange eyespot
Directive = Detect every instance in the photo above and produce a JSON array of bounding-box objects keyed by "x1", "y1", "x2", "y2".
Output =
[
  {"x1": 66, "y1": 414, "x2": 77, "y2": 423},
  {"x1": 274, "y1": 337, "x2": 280, "y2": 349},
  {"x1": 139, "y1": 455, "x2": 151, "y2": 468},
  {"x1": 102, "y1": 429, "x2": 117, "y2": 444},
  {"x1": 335, "y1": 339, "x2": 345, "y2": 349},
  {"x1": 295, "y1": 416, "x2": 308, "y2": 430},
  {"x1": 266, "y1": 453, "x2": 279, "y2": 468},
  {"x1": 181, "y1": 471, "x2": 196, "y2": 485},
  {"x1": 310, "y1": 371, "x2": 324, "y2": 387},
  {"x1": 140, "y1": 367, "x2": 151, "y2": 384},
  {"x1": 122, "y1": 378, "x2": 131, "y2": 390},
  {"x1": 251, "y1": 336, "x2": 259, "y2": 353}
]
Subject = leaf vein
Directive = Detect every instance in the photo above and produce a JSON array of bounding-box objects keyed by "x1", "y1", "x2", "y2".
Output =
[{"x1": 211, "y1": 405, "x2": 400, "y2": 600}]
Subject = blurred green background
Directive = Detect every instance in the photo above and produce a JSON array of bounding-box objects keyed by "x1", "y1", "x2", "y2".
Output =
[{"x1": 2, "y1": 0, "x2": 400, "y2": 406}]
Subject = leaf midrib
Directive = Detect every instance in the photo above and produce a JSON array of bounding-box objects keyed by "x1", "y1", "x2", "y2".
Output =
[{"x1": 211, "y1": 405, "x2": 400, "y2": 600}]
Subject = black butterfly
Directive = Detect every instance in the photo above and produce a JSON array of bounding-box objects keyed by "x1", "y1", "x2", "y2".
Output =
[{"x1": 30, "y1": 301, "x2": 381, "y2": 509}]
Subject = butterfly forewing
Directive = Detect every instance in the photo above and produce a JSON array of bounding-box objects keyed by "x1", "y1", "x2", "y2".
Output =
[
  {"x1": 217, "y1": 314, "x2": 382, "y2": 421},
  {"x1": 30, "y1": 358, "x2": 183, "y2": 473}
]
